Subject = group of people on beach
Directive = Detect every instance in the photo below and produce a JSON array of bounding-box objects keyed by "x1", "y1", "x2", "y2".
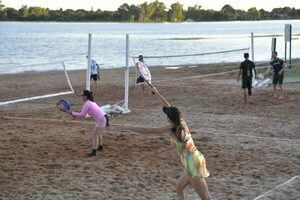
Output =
[
  {"x1": 67, "y1": 84, "x2": 212, "y2": 199},
  {"x1": 237, "y1": 51, "x2": 287, "y2": 104},
  {"x1": 67, "y1": 51, "x2": 287, "y2": 199}
]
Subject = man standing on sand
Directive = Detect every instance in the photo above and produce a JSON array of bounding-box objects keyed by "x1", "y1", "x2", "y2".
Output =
[
  {"x1": 135, "y1": 55, "x2": 153, "y2": 96},
  {"x1": 265, "y1": 51, "x2": 287, "y2": 99},
  {"x1": 87, "y1": 56, "x2": 100, "y2": 86},
  {"x1": 237, "y1": 53, "x2": 257, "y2": 104}
]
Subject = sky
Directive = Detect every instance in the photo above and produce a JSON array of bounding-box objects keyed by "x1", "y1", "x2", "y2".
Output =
[{"x1": 2, "y1": 0, "x2": 300, "y2": 11}]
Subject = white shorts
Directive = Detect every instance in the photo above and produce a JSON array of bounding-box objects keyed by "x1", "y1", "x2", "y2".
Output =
[{"x1": 95, "y1": 116, "x2": 106, "y2": 128}]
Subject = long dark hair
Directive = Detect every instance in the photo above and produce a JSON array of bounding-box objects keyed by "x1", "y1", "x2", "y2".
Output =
[
  {"x1": 163, "y1": 106, "x2": 185, "y2": 142},
  {"x1": 82, "y1": 90, "x2": 94, "y2": 102}
]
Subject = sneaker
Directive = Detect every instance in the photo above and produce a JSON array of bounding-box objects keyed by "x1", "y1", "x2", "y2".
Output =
[{"x1": 87, "y1": 149, "x2": 96, "y2": 156}]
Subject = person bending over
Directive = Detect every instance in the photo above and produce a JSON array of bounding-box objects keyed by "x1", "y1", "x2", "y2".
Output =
[{"x1": 68, "y1": 90, "x2": 109, "y2": 156}]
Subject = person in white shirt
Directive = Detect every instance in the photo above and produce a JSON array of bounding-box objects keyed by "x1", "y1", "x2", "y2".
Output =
[
  {"x1": 87, "y1": 56, "x2": 100, "y2": 86},
  {"x1": 135, "y1": 55, "x2": 153, "y2": 95}
]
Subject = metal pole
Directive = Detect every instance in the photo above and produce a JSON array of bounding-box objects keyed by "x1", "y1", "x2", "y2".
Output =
[
  {"x1": 124, "y1": 34, "x2": 130, "y2": 113},
  {"x1": 251, "y1": 32, "x2": 254, "y2": 62},
  {"x1": 289, "y1": 25, "x2": 292, "y2": 68},
  {"x1": 86, "y1": 33, "x2": 92, "y2": 91},
  {"x1": 285, "y1": 41, "x2": 287, "y2": 62}
]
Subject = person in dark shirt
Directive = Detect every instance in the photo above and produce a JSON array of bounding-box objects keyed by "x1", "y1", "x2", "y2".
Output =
[
  {"x1": 237, "y1": 53, "x2": 257, "y2": 104},
  {"x1": 265, "y1": 51, "x2": 287, "y2": 99}
]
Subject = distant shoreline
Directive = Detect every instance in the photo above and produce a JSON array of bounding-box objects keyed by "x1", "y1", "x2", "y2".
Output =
[{"x1": 1, "y1": 19, "x2": 300, "y2": 23}]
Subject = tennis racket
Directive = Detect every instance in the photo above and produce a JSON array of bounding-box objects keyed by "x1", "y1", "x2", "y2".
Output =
[{"x1": 56, "y1": 99, "x2": 71, "y2": 112}]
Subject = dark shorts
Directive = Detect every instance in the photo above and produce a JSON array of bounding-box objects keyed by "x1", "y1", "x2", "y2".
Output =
[
  {"x1": 90, "y1": 74, "x2": 98, "y2": 81},
  {"x1": 273, "y1": 72, "x2": 284, "y2": 85},
  {"x1": 136, "y1": 76, "x2": 145, "y2": 84},
  {"x1": 104, "y1": 114, "x2": 109, "y2": 127},
  {"x1": 242, "y1": 78, "x2": 252, "y2": 89}
]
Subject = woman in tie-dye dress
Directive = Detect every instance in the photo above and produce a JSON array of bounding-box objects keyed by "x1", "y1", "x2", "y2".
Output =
[{"x1": 119, "y1": 86, "x2": 211, "y2": 200}]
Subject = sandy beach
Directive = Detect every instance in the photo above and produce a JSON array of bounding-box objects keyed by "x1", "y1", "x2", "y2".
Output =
[{"x1": 0, "y1": 64, "x2": 299, "y2": 200}]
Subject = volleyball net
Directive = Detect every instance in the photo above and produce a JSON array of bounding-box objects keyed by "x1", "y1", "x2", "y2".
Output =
[
  {"x1": 0, "y1": 61, "x2": 74, "y2": 106},
  {"x1": 131, "y1": 47, "x2": 250, "y2": 67}
]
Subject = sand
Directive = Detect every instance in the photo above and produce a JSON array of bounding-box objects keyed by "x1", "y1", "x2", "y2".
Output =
[{"x1": 0, "y1": 64, "x2": 299, "y2": 200}]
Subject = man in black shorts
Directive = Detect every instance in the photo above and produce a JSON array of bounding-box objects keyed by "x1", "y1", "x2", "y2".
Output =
[
  {"x1": 87, "y1": 56, "x2": 100, "y2": 86},
  {"x1": 265, "y1": 51, "x2": 286, "y2": 99},
  {"x1": 237, "y1": 53, "x2": 257, "y2": 104}
]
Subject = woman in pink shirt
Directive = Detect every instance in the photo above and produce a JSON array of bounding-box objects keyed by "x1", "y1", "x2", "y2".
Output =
[{"x1": 68, "y1": 90, "x2": 109, "y2": 156}]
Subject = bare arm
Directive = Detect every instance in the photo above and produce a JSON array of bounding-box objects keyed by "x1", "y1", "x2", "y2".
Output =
[
  {"x1": 278, "y1": 62, "x2": 287, "y2": 75},
  {"x1": 151, "y1": 86, "x2": 171, "y2": 107},
  {"x1": 237, "y1": 69, "x2": 241, "y2": 81},
  {"x1": 113, "y1": 124, "x2": 170, "y2": 134},
  {"x1": 264, "y1": 65, "x2": 272, "y2": 76},
  {"x1": 253, "y1": 65, "x2": 257, "y2": 78}
]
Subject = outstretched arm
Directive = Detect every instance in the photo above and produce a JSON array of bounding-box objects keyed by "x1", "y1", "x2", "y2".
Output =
[
  {"x1": 71, "y1": 101, "x2": 89, "y2": 118},
  {"x1": 113, "y1": 124, "x2": 170, "y2": 134},
  {"x1": 264, "y1": 65, "x2": 272, "y2": 77},
  {"x1": 150, "y1": 86, "x2": 171, "y2": 107}
]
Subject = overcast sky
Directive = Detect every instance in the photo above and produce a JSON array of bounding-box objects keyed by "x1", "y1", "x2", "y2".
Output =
[{"x1": 2, "y1": 0, "x2": 300, "y2": 11}]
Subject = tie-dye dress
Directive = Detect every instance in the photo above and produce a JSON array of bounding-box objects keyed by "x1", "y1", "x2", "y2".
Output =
[{"x1": 170, "y1": 132, "x2": 209, "y2": 178}]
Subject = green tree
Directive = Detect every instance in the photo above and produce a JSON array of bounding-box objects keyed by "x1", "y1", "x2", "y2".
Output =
[
  {"x1": 259, "y1": 9, "x2": 270, "y2": 19},
  {"x1": 128, "y1": 5, "x2": 140, "y2": 22},
  {"x1": 149, "y1": 0, "x2": 167, "y2": 22},
  {"x1": 18, "y1": 5, "x2": 29, "y2": 20},
  {"x1": 139, "y1": 2, "x2": 155, "y2": 22},
  {"x1": 28, "y1": 7, "x2": 49, "y2": 20},
  {"x1": 186, "y1": 5, "x2": 202, "y2": 21},
  {"x1": 64, "y1": 9, "x2": 77, "y2": 21},
  {"x1": 48, "y1": 8, "x2": 64, "y2": 21},
  {"x1": 4, "y1": 7, "x2": 18, "y2": 20},
  {"x1": 247, "y1": 7, "x2": 261, "y2": 20},
  {"x1": 0, "y1": 0, "x2": 6, "y2": 19},
  {"x1": 235, "y1": 9, "x2": 247, "y2": 20},
  {"x1": 168, "y1": 2, "x2": 184, "y2": 22},
  {"x1": 221, "y1": 4, "x2": 236, "y2": 20},
  {"x1": 74, "y1": 9, "x2": 87, "y2": 21},
  {"x1": 117, "y1": 3, "x2": 130, "y2": 21}
]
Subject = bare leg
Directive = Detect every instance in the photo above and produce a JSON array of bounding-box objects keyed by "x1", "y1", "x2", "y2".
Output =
[
  {"x1": 91, "y1": 128, "x2": 100, "y2": 150},
  {"x1": 248, "y1": 89, "x2": 254, "y2": 104},
  {"x1": 243, "y1": 89, "x2": 247, "y2": 104},
  {"x1": 87, "y1": 128, "x2": 100, "y2": 156},
  {"x1": 278, "y1": 84, "x2": 283, "y2": 99},
  {"x1": 176, "y1": 171, "x2": 190, "y2": 200},
  {"x1": 248, "y1": 96, "x2": 254, "y2": 104},
  {"x1": 273, "y1": 84, "x2": 277, "y2": 98},
  {"x1": 96, "y1": 128, "x2": 103, "y2": 146},
  {"x1": 190, "y1": 177, "x2": 211, "y2": 200}
]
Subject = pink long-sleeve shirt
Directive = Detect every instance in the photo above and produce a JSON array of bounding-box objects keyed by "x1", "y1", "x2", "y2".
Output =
[{"x1": 72, "y1": 100, "x2": 105, "y2": 122}]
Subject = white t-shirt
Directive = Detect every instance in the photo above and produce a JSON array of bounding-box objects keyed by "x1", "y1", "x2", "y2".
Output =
[{"x1": 90, "y1": 59, "x2": 98, "y2": 75}]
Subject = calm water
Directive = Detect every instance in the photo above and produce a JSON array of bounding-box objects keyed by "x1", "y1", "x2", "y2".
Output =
[{"x1": 0, "y1": 20, "x2": 299, "y2": 73}]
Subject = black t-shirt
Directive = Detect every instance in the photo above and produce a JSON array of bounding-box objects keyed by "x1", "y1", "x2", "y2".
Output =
[
  {"x1": 240, "y1": 60, "x2": 255, "y2": 79},
  {"x1": 270, "y1": 58, "x2": 284, "y2": 74}
]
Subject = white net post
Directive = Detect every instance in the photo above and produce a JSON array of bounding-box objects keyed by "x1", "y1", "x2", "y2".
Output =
[
  {"x1": 251, "y1": 32, "x2": 255, "y2": 62},
  {"x1": 251, "y1": 32, "x2": 257, "y2": 87},
  {"x1": 86, "y1": 33, "x2": 92, "y2": 91},
  {"x1": 62, "y1": 61, "x2": 74, "y2": 92},
  {"x1": 123, "y1": 34, "x2": 130, "y2": 113}
]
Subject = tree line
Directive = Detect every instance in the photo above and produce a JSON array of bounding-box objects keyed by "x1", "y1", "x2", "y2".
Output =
[{"x1": 0, "y1": 0, "x2": 300, "y2": 22}]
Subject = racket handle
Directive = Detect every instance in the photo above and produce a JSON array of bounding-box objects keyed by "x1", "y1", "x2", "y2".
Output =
[{"x1": 145, "y1": 80, "x2": 153, "y2": 88}]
